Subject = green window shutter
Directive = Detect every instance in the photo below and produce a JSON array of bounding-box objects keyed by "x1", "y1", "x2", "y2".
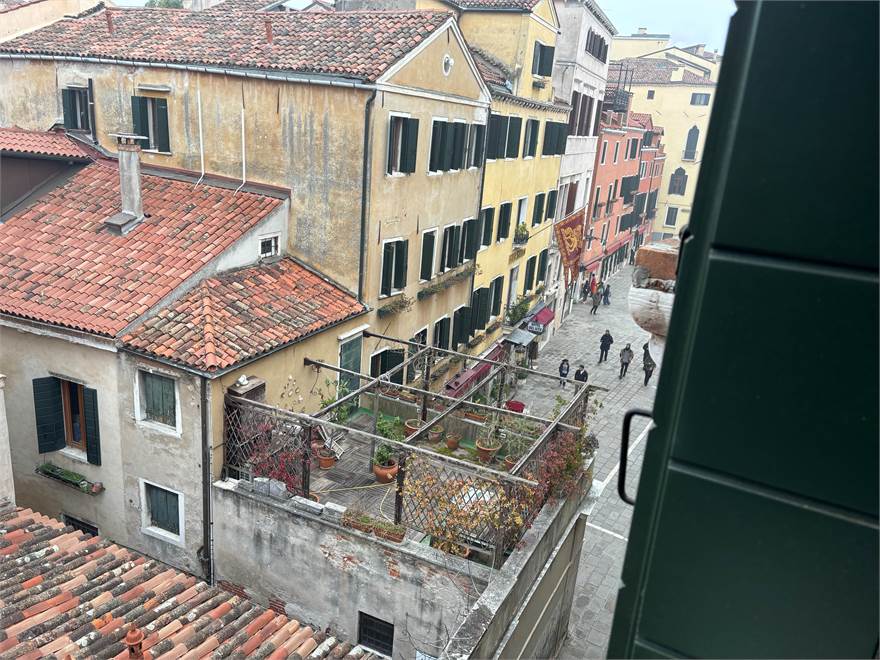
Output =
[
  {"x1": 555, "y1": 122, "x2": 568, "y2": 155},
  {"x1": 546, "y1": 190, "x2": 558, "y2": 219},
  {"x1": 532, "y1": 43, "x2": 541, "y2": 74},
  {"x1": 475, "y1": 288, "x2": 490, "y2": 329},
  {"x1": 538, "y1": 250, "x2": 548, "y2": 282},
  {"x1": 440, "y1": 228, "x2": 450, "y2": 271},
  {"x1": 420, "y1": 232, "x2": 435, "y2": 280},
  {"x1": 458, "y1": 306, "x2": 473, "y2": 339},
  {"x1": 452, "y1": 123, "x2": 466, "y2": 169},
  {"x1": 498, "y1": 204, "x2": 511, "y2": 240},
  {"x1": 481, "y1": 208, "x2": 494, "y2": 246},
  {"x1": 32, "y1": 377, "x2": 65, "y2": 453},
  {"x1": 83, "y1": 387, "x2": 101, "y2": 466},
  {"x1": 402, "y1": 118, "x2": 419, "y2": 173},
  {"x1": 448, "y1": 226, "x2": 461, "y2": 268},
  {"x1": 506, "y1": 117, "x2": 522, "y2": 159},
  {"x1": 532, "y1": 193, "x2": 545, "y2": 226},
  {"x1": 381, "y1": 242, "x2": 395, "y2": 296},
  {"x1": 540, "y1": 45, "x2": 555, "y2": 76},
  {"x1": 466, "y1": 218, "x2": 479, "y2": 260},
  {"x1": 492, "y1": 277, "x2": 504, "y2": 316},
  {"x1": 452, "y1": 308, "x2": 464, "y2": 346},
  {"x1": 441, "y1": 122, "x2": 454, "y2": 171},
  {"x1": 383, "y1": 349, "x2": 405, "y2": 385},
  {"x1": 393, "y1": 240, "x2": 408, "y2": 290},
  {"x1": 495, "y1": 116, "x2": 509, "y2": 159},
  {"x1": 154, "y1": 98, "x2": 170, "y2": 152},
  {"x1": 131, "y1": 96, "x2": 150, "y2": 149},
  {"x1": 148, "y1": 484, "x2": 179, "y2": 534},
  {"x1": 542, "y1": 121, "x2": 554, "y2": 155},
  {"x1": 524, "y1": 257, "x2": 536, "y2": 293},
  {"x1": 61, "y1": 89, "x2": 76, "y2": 130},
  {"x1": 429, "y1": 120, "x2": 443, "y2": 171},
  {"x1": 387, "y1": 117, "x2": 396, "y2": 175},
  {"x1": 473, "y1": 124, "x2": 486, "y2": 166},
  {"x1": 486, "y1": 115, "x2": 499, "y2": 159}
]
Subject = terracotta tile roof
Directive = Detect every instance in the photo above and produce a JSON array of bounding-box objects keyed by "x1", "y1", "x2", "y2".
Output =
[
  {"x1": 123, "y1": 258, "x2": 365, "y2": 373},
  {"x1": 0, "y1": 163, "x2": 282, "y2": 337},
  {"x1": 628, "y1": 111, "x2": 654, "y2": 130},
  {"x1": 0, "y1": 127, "x2": 90, "y2": 160},
  {"x1": 613, "y1": 57, "x2": 715, "y2": 87},
  {"x1": 469, "y1": 47, "x2": 510, "y2": 88},
  {"x1": 0, "y1": 7, "x2": 452, "y2": 81},
  {"x1": 445, "y1": 0, "x2": 539, "y2": 10},
  {"x1": 0, "y1": 503, "x2": 355, "y2": 659}
]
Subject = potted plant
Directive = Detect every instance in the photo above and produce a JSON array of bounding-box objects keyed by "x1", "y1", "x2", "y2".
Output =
[
  {"x1": 377, "y1": 415, "x2": 404, "y2": 443},
  {"x1": 317, "y1": 446, "x2": 336, "y2": 470},
  {"x1": 342, "y1": 508, "x2": 374, "y2": 534},
  {"x1": 474, "y1": 414, "x2": 502, "y2": 463},
  {"x1": 428, "y1": 424, "x2": 444, "y2": 443},
  {"x1": 373, "y1": 519, "x2": 406, "y2": 543},
  {"x1": 372, "y1": 444, "x2": 398, "y2": 483},
  {"x1": 404, "y1": 418, "x2": 425, "y2": 438},
  {"x1": 445, "y1": 432, "x2": 461, "y2": 451},
  {"x1": 463, "y1": 409, "x2": 488, "y2": 423},
  {"x1": 513, "y1": 223, "x2": 529, "y2": 245}
]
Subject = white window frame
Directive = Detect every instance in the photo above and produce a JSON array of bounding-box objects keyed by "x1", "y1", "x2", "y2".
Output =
[
  {"x1": 433, "y1": 315, "x2": 450, "y2": 350},
  {"x1": 427, "y1": 115, "x2": 448, "y2": 176},
  {"x1": 419, "y1": 228, "x2": 438, "y2": 282},
  {"x1": 387, "y1": 111, "x2": 412, "y2": 178},
  {"x1": 379, "y1": 236, "x2": 407, "y2": 298},
  {"x1": 258, "y1": 232, "x2": 280, "y2": 259},
  {"x1": 664, "y1": 206, "x2": 679, "y2": 228},
  {"x1": 516, "y1": 196, "x2": 528, "y2": 227},
  {"x1": 134, "y1": 367, "x2": 182, "y2": 437},
  {"x1": 640, "y1": 161, "x2": 647, "y2": 179},
  {"x1": 139, "y1": 478, "x2": 185, "y2": 547}
]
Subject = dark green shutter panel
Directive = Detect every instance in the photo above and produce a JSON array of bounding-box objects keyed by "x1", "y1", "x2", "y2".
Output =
[
  {"x1": 131, "y1": 96, "x2": 150, "y2": 149},
  {"x1": 540, "y1": 45, "x2": 555, "y2": 76},
  {"x1": 542, "y1": 122, "x2": 554, "y2": 155},
  {"x1": 381, "y1": 242, "x2": 394, "y2": 296},
  {"x1": 393, "y1": 241, "x2": 408, "y2": 290},
  {"x1": 62, "y1": 89, "x2": 76, "y2": 130},
  {"x1": 402, "y1": 118, "x2": 419, "y2": 173},
  {"x1": 532, "y1": 194, "x2": 545, "y2": 226},
  {"x1": 459, "y1": 306, "x2": 473, "y2": 339},
  {"x1": 83, "y1": 387, "x2": 101, "y2": 466},
  {"x1": 430, "y1": 121, "x2": 443, "y2": 171},
  {"x1": 532, "y1": 43, "x2": 541, "y2": 74},
  {"x1": 476, "y1": 288, "x2": 490, "y2": 329},
  {"x1": 441, "y1": 122, "x2": 454, "y2": 171},
  {"x1": 448, "y1": 226, "x2": 461, "y2": 268},
  {"x1": 383, "y1": 349, "x2": 405, "y2": 385},
  {"x1": 440, "y1": 229, "x2": 450, "y2": 270},
  {"x1": 492, "y1": 278, "x2": 504, "y2": 316},
  {"x1": 486, "y1": 116, "x2": 499, "y2": 159},
  {"x1": 452, "y1": 308, "x2": 463, "y2": 346},
  {"x1": 506, "y1": 117, "x2": 522, "y2": 159},
  {"x1": 524, "y1": 257, "x2": 536, "y2": 293},
  {"x1": 32, "y1": 377, "x2": 64, "y2": 453},
  {"x1": 154, "y1": 98, "x2": 170, "y2": 152},
  {"x1": 482, "y1": 209, "x2": 494, "y2": 246},
  {"x1": 452, "y1": 123, "x2": 466, "y2": 169},
  {"x1": 498, "y1": 205, "x2": 511, "y2": 240},
  {"x1": 473, "y1": 124, "x2": 486, "y2": 166},
  {"x1": 420, "y1": 232, "x2": 435, "y2": 280},
  {"x1": 538, "y1": 250, "x2": 548, "y2": 282},
  {"x1": 546, "y1": 190, "x2": 558, "y2": 219},
  {"x1": 555, "y1": 122, "x2": 568, "y2": 155},
  {"x1": 495, "y1": 117, "x2": 509, "y2": 159},
  {"x1": 466, "y1": 219, "x2": 479, "y2": 260}
]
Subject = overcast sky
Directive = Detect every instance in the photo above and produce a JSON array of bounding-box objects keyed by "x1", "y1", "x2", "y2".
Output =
[{"x1": 600, "y1": 0, "x2": 736, "y2": 54}]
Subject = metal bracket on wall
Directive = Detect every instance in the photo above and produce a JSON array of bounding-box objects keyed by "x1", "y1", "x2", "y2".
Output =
[{"x1": 619, "y1": 408, "x2": 653, "y2": 505}]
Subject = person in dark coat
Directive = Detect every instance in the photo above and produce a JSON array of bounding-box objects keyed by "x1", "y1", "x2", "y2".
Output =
[
  {"x1": 619, "y1": 343, "x2": 634, "y2": 378},
  {"x1": 643, "y1": 342, "x2": 656, "y2": 386},
  {"x1": 581, "y1": 280, "x2": 590, "y2": 303},
  {"x1": 599, "y1": 330, "x2": 614, "y2": 363},
  {"x1": 603, "y1": 283, "x2": 611, "y2": 305},
  {"x1": 558, "y1": 359, "x2": 570, "y2": 388},
  {"x1": 590, "y1": 290, "x2": 602, "y2": 315},
  {"x1": 574, "y1": 365, "x2": 588, "y2": 389}
]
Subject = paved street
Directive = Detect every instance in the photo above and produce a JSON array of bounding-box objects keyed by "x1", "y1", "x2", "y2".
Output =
[{"x1": 525, "y1": 266, "x2": 657, "y2": 659}]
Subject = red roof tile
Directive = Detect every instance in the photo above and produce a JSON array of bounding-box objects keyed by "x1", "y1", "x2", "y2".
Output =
[
  {"x1": 0, "y1": 163, "x2": 282, "y2": 336},
  {"x1": 628, "y1": 111, "x2": 653, "y2": 130},
  {"x1": 123, "y1": 258, "x2": 365, "y2": 373},
  {"x1": 0, "y1": 503, "x2": 355, "y2": 659},
  {"x1": 469, "y1": 47, "x2": 510, "y2": 88},
  {"x1": 0, "y1": 127, "x2": 90, "y2": 160},
  {"x1": 445, "y1": 0, "x2": 540, "y2": 10},
  {"x1": 0, "y1": 7, "x2": 452, "y2": 82},
  {"x1": 612, "y1": 57, "x2": 715, "y2": 87}
]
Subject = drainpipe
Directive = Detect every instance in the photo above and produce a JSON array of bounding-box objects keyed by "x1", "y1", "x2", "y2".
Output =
[
  {"x1": 357, "y1": 89, "x2": 377, "y2": 303},
  {"x1": 234, "y1": 106, "x2": 247, "y2": 194},
  {"x1": 198, "y1": 376, "x2": 213, "y2": 584},
  {"x1": 194, "y1": 86, "x2": 205, "y2": 189}
]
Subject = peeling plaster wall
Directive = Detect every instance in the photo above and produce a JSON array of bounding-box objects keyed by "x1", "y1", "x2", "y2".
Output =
[{"x1": 212, "y1": 480, "x2": 490, "y2": 659}]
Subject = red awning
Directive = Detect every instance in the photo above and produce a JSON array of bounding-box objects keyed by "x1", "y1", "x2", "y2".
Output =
[{"x1": 534, "y1": 306, "x2": 555, "y2": 325}]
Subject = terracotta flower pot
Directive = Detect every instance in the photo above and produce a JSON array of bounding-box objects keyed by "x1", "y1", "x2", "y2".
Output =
[
  {"x1": 475, "y1": 439, "x2": 501, "y2": 463},
  {"x1": 345, "y1": 519, "x2": 373, "y2": 534},
  {"x1": 373, "y1": 459, "x2": 399, "y2": 484},
  {"x1": 464, "y1": 411, "x2": 488, "y2": 423},
  {"x1": 445, "y1": 433, "x2": 461, "y2": 451},
  {"x1": 504, "y1": 455, "x2": 517, "y2": 471},
  {"x1": 318, "y1": 451, "x2": 336, "y2": 470},
  {"x1": 404, "y1": 419, "x2": 424, "y2": 438},
  {"x1": 428, "y1": 426, "x2": 444, "y2": 443}
]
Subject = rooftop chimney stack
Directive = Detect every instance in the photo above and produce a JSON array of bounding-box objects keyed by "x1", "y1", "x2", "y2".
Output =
[
  {"x1": 105, "y1": 10, "x2": 113, "y2": 35},
  {"x1": 265, "y1": 18, "x2": 273, "y2": 44},
  {"x1": 105, "y1": 134, "x2": 146, "y2": 235}
]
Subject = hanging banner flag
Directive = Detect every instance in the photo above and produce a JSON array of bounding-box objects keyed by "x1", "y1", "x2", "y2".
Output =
[{"x1": 554, "y1": 208, "x2": 586, "y2": 286}]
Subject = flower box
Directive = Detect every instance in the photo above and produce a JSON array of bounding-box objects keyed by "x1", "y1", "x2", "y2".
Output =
[{"x1": 36, "y1": 463, "x2": 104, "y2": 495}]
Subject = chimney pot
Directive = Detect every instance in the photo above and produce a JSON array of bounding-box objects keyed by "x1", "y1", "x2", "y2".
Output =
[
  {"x1": 125, "y1": 625, "x2": 144, "y2": 659},
  {"x1": 264, "y1": 18, "x2": 273, "y2": 44}
]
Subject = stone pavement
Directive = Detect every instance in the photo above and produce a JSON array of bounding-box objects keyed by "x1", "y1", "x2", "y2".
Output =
[{"x1": 522, "y1": 266, "x2": 658, "y2": 659}]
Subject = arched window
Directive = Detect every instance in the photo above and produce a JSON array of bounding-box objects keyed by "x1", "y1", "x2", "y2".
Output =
[
  {"x1": 684, "y1": 126, "x2": 699, "y2": 160},
  {"x1": 668, "y1": 167, "x2": 688, "y2": 195}
]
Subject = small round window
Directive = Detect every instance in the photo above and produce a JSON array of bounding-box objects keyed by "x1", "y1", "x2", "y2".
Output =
[{"x1": 442, "y1": 54, "x2": 454, "y2": 76}]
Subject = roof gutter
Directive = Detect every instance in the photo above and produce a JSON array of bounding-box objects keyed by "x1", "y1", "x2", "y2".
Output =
[
  {"x1": 0, "y1": 53, "x2": 376, "y2": 90},
  {"x1": 357, "y1": 88, "x2": 377, "y2": 303}
]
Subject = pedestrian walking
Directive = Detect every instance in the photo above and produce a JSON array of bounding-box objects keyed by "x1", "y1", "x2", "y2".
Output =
[
  {"x1": 603, "y1": 283, "x2": 611, "y2": 306},
  {"x1": 596, "y1": 281, "x2": 604, "y2": 300},
  {"x1": 574, "y1": 365, "x2": 588, "y2": 387},
  {"x1": 599, "y1": 330, "x2": 614, "y2": 363},
  {"x1": 589, "y1": 274, "x2": 597, "y2": 295},
  {"x1": 619, "y1": 343, "x2": 634, "y2": 378},
  {"x1": 590, "y1": 290, "x2": 601, "y2": 314},
  {"x1": 643, "y1": 342, "x2": 656, "y2": 386},
  {"x1": 558, "y1": 359, "x2": 570, "y2": 388},
  {"x1": 581, "y1": 280, "x2": 590, "y2": 303}
]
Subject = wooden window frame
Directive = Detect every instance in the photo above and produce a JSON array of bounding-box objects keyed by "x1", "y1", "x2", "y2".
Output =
[{"x1": 60, "y1": 380, "x2": 87, "y2": 451}]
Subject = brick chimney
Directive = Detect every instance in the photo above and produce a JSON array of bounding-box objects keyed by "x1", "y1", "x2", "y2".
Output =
[{"x1": 106, "y1": 134, "x2": 145, "y2": 235}]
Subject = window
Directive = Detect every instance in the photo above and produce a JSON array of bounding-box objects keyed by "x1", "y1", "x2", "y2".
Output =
[
  {"x1": 537, "y1": 249, "x2": 549, "y2": 283},
  {"x1": 546, "y1": 189, "x2": 558, "y2": 220},
  {"x1": 640, "y1": 161, "x2": 647, "y2": 178},
  {"x1": 452, "y1": 305, "x2": 472, "y2": 347},
  {"x1": 505, "y1": 117, "x2": 522, "y2": 158},
  {"x1": 592, "y1": 185, "x2": 601, "y2": 219},
  {"x1": 668, "y1": 167, "x2": 688, "y2": 195},
  {"x1": 532, "y1": 42, "x2": 554, "y2": 76},
  {"x1": 490, "y1": 276, "x2": 504, "y2": 317},
  {"x1": 387, "y1": 115, "x2": 419, "y2": 174},
  {"x1": 370, "y1": 349, "x2": 404, "y2": 384},
  {"x1": 684, "y1": 126, "x2": 699, "y2": 160},
  {"x1": 131, "y1": 95, "x2": 170, "y2": 152},
  {"x1": 358, "y1": 612, "x2": 394, "y2": 657},
  {"x1": 486, "y1": 114, "x2": 509, "y2": 160},
  {"x1": 664, "y1": 207, "x2": 679, "y2": 227},
  {"x1": 259, "y1": 234, "x2": 279, "y2": 259},
  {"x1": 432, "y1": 317, "x2": 451, "y2": 350},
  {"x1": 32, "y1": 376, "x2": 101, "y2": 464},
  {"x1": 522, "y1": 119, "x2": 539, "y2": 157},
  {"x1": 467, "y1": 123, "x2": 486, "y2": 168},
  {"x1": 690, "y1": 93, "x2": 711, "y2": 106},
  {"x1": 380, "y1": 239, "x2": 408, "y2": 296},
  {"x1": 471, "y1": 287, "x2": 491, "y2": 330},
  {"x1": 532, "y1": 193, "x2": 545, "y2": 226},
  {"x1": 516, "y1": 197, "x2": 528, "y2": 226},
  {"x1": 507, "y1": 265, "x2": 519, "y2": 308},
  {"x1": 542, "y1": 122, "x2": 568, "y2": 156},
  {"x1": 647, "y1": 89, "x2": 655, "y2": 100},
  {"x1": 600, "y1": 222, "x2": 609, "y2": 244},
  {"x1": 460, "y1": 217, "x2": 479, "y2": 262},
  {"x1": 564, "y1": 181, "x2": 579, "y2": 216},
  {"x1": 63, "y1": 514, "x2": 98, "y2": 537},
  {"x1": 568, "y1": 91, "x2": 581, "y2": 134},
  {"x1": 628, "y1": 138, "x2": 639, "y2": 160},
  {"x1": 143, "y1": 481, "x2": 181, "y2": 538},
  {"x1": 523, "y1": 255, "x2": 537, "y2": 294},
  {"x1": 612, "y1": 141, "x2": 620, "y2": 164},
  {"x1": 497, "y1": 203, "x2": 512, "y2": 240},
  {"x1": 606, "y1": 184, "x2": 614, "y2": 215},
  {"x1": 440, "y1": 225, "x2": 461, "y2": 271},
  {"x1": 338, "y1": 335, "x2": 362, "y2": 396},
  {"x1": 141, "y1": 371, "x2": 177, "y2": 428},
  {"x1": 600, "y1": 141, "x2": 608, "y2": 164},
  {"x1": 420, "y1": 230, "x2": 436, "y2": 281},
  {"x1": 451, "y1": 122, "x2": 468, "y2": 169},
  {"x1": 429, "y1": 120, "x2": 470, "y2": 172},
  {"x1": 62, "y1": 87, "x2": 90, "y2": 131},
  {"x1": 480, "y1": 208, "x2": 494, "y2": 247},
  {"x1": 584, "y1": 29, "x2": 608, "y2": 63}
]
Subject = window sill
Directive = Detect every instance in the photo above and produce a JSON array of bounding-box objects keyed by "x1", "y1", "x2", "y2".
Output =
[
  {"x1": 143, "y1": 150, "x2": 172, "y2": 156},
  {"x1": 378, "y1": 290, "x2": 405, "y2": 301},
  {"x1": 136, "y1": 419, "x2": 181, "y2": 439},
  {"x1": 59, "y1": 446, "x2": 89, "y2": 464},
  {"x1": 386, "y1": 171, "x2": 411, "y2": 178},
  {"x1": 142, "y1": 524, "x2": 185, "y2": 548}
]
